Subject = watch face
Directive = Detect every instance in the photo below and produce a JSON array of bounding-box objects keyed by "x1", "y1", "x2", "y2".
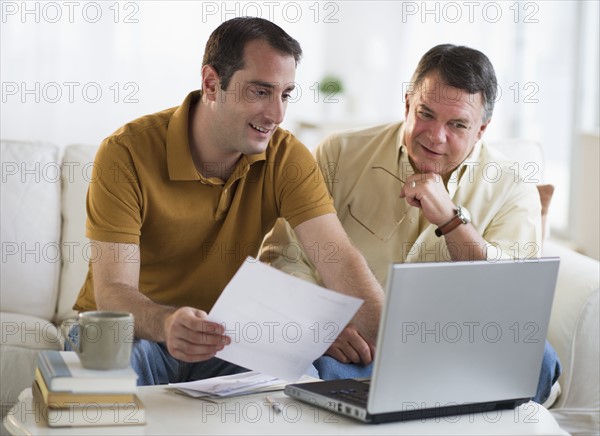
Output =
[{"x1": 458, "y1": 206, "x2": 471, "y2": 223}]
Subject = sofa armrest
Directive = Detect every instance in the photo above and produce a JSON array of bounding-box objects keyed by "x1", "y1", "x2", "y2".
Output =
[{"x1": 543, "y1": 240, "x2": 599, "y2": 431}]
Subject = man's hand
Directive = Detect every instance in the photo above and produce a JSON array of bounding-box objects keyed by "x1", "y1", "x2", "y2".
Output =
[
  {"x1": 325, "y1": 324, "x2": 375, "y2": 365},
  {"x1": 399, "y1": 173, "x2": 489, "y2": 261},
  {"x1": 399, "y1": 173, "x2": 455, "y2": 226},
  {"x1": 163, "y1": 307, "x2": 230, "y2": 362}
]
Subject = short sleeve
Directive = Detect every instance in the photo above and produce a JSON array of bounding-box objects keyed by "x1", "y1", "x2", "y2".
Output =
[
  {"x1": 85, "y1": 137, "x2": 142, "y2": 244},
  {"x1": 272, "y1": 134, "x2": 335, "y2": 229}
]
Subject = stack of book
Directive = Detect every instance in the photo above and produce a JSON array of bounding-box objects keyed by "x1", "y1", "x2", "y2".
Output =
[{"x1": 32, "y1": 350, "x2": 145, "y2": 427}]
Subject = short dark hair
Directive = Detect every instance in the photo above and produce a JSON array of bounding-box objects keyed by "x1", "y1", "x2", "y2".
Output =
[
  {"x1": 202, "y1": 17, "x2": 302, "y2": 91},
  {"x1": 410, "y1": 44, "x2": 498, "y2": 122}
]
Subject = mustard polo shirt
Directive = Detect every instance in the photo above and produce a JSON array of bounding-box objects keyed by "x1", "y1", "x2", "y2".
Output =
[{"x1": 74, "y1": 91, "x2": 335, "y2": 312}]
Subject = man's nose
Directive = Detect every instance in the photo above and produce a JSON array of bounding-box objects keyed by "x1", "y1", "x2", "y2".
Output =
[
  {"x1": 428, "y1": 123, "x2": 446, "y2": 144},
  {"x1": 265, "y1": 97, "x2": 285, "y2": 125}
]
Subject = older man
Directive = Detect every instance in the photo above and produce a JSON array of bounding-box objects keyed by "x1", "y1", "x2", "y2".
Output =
[{"x1": 261, "y1": 44, "x2": 561, "y2": 405}]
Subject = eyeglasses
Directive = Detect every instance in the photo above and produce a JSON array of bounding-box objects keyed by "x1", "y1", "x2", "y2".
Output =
[{"x1": 346, "y1": 166, "x2": 408, "y2": 242}]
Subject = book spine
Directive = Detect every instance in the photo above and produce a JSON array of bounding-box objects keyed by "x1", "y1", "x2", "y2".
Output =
[
  {"x1": 37, "y1": 350, "x2": 71, "y2": 390},
  {"x1": 36, "y1": 352, "x2": 54, "y2": 389},
  {"x1": 34, "y1": 368, "x2": 50, "y2": 403},
  {"x1": 46, "y1": 350, "x2": 72, "y2": 377}
]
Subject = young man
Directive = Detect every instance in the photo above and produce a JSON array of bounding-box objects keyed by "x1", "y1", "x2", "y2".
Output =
[
  {"x1": 261, "y1": 44, "x2": 561, "y2": 404},
  {"x1": 73, "y1": 17, "x2": 383, "y2": 384}
]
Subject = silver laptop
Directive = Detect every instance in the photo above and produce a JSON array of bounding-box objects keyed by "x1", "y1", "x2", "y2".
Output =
[{"x1": 285, "y1": 258, "x2": 560, "y2": 423}]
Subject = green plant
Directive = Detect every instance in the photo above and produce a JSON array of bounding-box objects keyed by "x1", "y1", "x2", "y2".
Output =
[{"x1": 319, "y1": 75, "x2": 344, "y2": 94}]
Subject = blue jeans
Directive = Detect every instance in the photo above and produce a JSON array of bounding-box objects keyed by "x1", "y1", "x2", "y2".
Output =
[
  {"x1": 130, "y1": 340, "x2": 251, "y2": 385},
  {"x1": 314, "y1": 340, "x2": 561, "y2": 404}
]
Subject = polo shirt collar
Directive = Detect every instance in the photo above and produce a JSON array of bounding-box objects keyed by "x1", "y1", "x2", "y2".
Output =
[
  {"x1": 166, "y1": 90, "x2": 266, "y2": 182},
  {"x1": 167, "y1": 91, "x2": 200, "y2": 181},
  {"x1": 447, "y1": 140, "x2": 482, "y2": 196}
]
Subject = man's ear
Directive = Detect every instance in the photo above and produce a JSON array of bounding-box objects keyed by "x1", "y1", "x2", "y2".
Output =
[
  {"x1": 476, "y1": 118, "x2": 491, "y2": 141},
  {"x1": 201, "y1": 65, "x2": 220, "y2": 102},
  {"x1": 404, "y1": 93, "x2": 411, "y2": 119}
]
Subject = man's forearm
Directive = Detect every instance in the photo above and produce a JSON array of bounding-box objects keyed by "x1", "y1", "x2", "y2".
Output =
[
  {"x1": 443, "y1": 223, "x2": 488, "y2": 261},
  {"x1": 95, "y1": 283, "x2": 175, "y2": 342}
]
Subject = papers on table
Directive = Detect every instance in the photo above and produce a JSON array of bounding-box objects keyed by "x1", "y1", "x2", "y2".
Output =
[
  {"x1": 169, "y1": 371, "x2": 282, "y2": 398},
  {"x1": 169, "y1": 371, "x2": 320, "y2": 399},
  {"x1": 208, "y1": 257, "x2": 364, "y2": 382}
]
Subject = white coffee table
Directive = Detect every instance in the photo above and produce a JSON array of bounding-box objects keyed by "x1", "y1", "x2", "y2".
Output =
[{"x1": 3, "y1": 385, "x2": 568, "y2": 435}]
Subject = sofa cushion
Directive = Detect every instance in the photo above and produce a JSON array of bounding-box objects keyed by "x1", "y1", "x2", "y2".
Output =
[
  {"x1": 55, "y1": 144, "x2": 99, "y2": 323},
  {"x1": 1, "y1": 141, "x2": 61, "y2": 321},
  {"x1": 0, "y1": 312, "x2": 62, "y2": 350},
  {"x1": 544, "y1": 239, "x2": 600, "y2": 434},
  {"x1": 0, "y1": 345, "x2": 45, "y2": 419}
]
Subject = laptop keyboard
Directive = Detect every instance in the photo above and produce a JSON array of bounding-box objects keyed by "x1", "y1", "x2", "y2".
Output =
[{"x1": 330, "y1": 386, "x2": 370, "y2": 406}]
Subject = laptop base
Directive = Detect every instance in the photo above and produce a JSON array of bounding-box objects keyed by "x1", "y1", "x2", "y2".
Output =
[{"x1": 285, "y1": 379, "x2": 531, "y2": 424}]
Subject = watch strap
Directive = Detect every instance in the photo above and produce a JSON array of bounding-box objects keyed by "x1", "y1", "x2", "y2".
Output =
[{"x1": 435, "y1": 214, "x2": 463, "y2": 237}]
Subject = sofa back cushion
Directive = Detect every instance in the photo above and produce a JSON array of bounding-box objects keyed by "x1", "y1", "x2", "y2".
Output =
[
  {"x1": 487, "y1": 139, "x2": 553, "y2": 238},
  {"x1": 55, "y1": 144, "x2": 99, "y2": 323},
  {"x1": 1, "y1": 141, "x2": 62, "y2": 320}
]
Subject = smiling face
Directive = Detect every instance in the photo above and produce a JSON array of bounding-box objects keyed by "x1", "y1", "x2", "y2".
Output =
[
  {"x1": 203, "y1": 39, "x2": 297, "y2": 158},
  {"x1": 403, "y1": 72, "x2": 490, "y2": 175}
]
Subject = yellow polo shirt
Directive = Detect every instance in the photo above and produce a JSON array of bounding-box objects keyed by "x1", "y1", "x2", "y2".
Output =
[
  {"x1": 74, "y1": 91, "x2": 335, "y2": 312},
  {"x1": 260, "y1": 121, "x2": 542, "y2": 286}
]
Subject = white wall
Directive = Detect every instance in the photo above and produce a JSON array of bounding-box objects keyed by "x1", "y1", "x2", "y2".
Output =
[
  {"x1": 1, "y1": 1, "x2": 327, "y2": 146},
  {"x1": 2, "y1": 1, "x2": 599, "y2": 252}
]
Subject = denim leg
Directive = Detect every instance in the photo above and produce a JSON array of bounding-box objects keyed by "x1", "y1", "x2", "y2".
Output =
[
  {"x1": 313, "y1": 355, "x2": 373, "y2": 380},
  {"x1": 533, "y1": 340, "x2": 562, "y2": 404},
  {"x1": 64, "y1": 324, "x2": 79, "y2": 351},
  {"x1": 131, "y1": 339, "x2": 252, "y2": 385},
  {"x1": 131, "y1": 340, "x2": 179, "y2": 385}
]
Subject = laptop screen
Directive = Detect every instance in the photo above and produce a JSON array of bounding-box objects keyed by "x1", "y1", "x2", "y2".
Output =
[{"x1": 368, "y1": 258, "x2": 559, "y2": 414}]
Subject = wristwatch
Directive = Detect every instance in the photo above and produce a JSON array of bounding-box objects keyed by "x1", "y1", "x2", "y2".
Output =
[{"x1": 435, "y1": 205, "x2": 471, "y2": 237}]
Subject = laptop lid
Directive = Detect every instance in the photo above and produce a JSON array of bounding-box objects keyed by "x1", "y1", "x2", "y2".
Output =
[{"x1": 367, "y1": 258, "x2": 559, "y2": 415}]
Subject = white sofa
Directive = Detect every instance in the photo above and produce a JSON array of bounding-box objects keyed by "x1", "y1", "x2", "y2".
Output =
[{"x1": 1, "y1": 140, "x2": 599, "y2": 435}]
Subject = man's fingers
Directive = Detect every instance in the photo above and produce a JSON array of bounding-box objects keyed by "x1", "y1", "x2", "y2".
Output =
[
  {"x1": 164, "y1": 307, "x2": 232, "y2": 362},
  {"x1": 327, "y1": 325, "x2": 374, "y2": 364},
  {"x1": 326, "y1": 345, "x2": 350, "y2": 364},
  {"x1": 337, "y1": 341, "x2": 361, "y2": 363},
  {"x1": 168, "y1": 341, "x2": 224, "y2": 362},
  {"x1": 171, "y1": 323, "x2": 230, "y2": 346},
  {"x1": 181, "y1": 308, "x2": 226, "y2": 334},
  {"x1": 352, "y1": 339, "x2": 373, "y2": 364}
]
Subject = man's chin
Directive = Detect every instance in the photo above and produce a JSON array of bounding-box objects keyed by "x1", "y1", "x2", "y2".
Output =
[{"x1": 244, "y1": 141, "x2": 269, "y2": 155}]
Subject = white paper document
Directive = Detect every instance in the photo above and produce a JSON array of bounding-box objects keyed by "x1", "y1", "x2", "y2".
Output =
[
  {"x1": 208, "y1": 257, "x2": 364, "y2": 382},
  {"x1": 169, "y1": 371, "x2": 280, "y2": 398},
  {"x1": 169, "y1": 371, "x2": 319, "y2": 399}
]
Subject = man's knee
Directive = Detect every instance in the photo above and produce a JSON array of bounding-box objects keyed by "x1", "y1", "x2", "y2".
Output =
[
  {"x1": 313, "y1": 356, "x2": 373, "y2": 380},
  {"x1": 534, "y1": 341, "x2": 562, "y2": 404},
  {"x1": 542, "y1": 341, "x2": 562, "y2": 383}
]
